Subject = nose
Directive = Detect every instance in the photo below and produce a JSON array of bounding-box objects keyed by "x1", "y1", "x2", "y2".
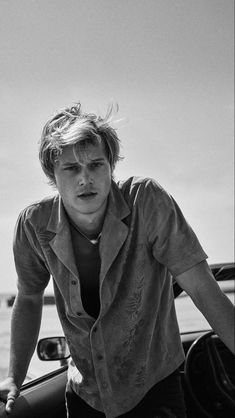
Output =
[{"x1": 78, "y1": 167, "x2": 93, "y2": 186}]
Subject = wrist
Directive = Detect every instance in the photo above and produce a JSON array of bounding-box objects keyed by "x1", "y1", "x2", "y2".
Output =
[{"x1": 7, "y1": 374, "x2": 23, "y2": 389}]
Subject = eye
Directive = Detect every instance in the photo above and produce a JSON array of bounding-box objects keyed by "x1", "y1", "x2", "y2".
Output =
[
  {"x1": 64, "y1": 165, "x2": 80, "y2": 172},
  {"x1": 89, "y1": 162, "x2": 103, "y2": 169}
]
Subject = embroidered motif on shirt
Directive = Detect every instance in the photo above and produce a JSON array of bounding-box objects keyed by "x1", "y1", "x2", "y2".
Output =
[
  {"x1": 125, "y1": 275, "x2": 145, "y2": 320},
  {"x1": 135, "y1": 364, "x2": 147, "y2": 388}
]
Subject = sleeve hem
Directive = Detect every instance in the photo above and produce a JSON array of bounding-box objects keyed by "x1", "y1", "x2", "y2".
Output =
[{"x1": 169, "y1": 251, "x2": 208, "y2": 277}]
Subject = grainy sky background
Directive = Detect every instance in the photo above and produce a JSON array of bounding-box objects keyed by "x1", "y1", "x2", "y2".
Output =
[{"x1": 1, "y1": 0, "x2": 234, "y2": 293}]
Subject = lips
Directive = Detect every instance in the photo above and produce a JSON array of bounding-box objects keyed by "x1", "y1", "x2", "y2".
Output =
[{"x1": 77, "y1": 192, "x2": 97, "y2": 199}]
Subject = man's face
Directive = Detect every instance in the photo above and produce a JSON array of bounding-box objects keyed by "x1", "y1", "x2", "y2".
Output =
[{"x1": 54, "y1": 142, "x2": 112, "y2": 218}]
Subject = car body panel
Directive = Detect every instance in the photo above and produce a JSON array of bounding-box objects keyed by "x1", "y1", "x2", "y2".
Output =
[{"x1": 0, "y1": 368, "x2": 67, "y2": 418}]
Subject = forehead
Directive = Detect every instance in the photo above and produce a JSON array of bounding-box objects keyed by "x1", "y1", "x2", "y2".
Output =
[{"x1": 57, "y1": 141, "x2": 108, "y2": 165}]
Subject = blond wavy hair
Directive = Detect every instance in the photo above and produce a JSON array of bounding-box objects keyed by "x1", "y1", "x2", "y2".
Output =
[{"x1": 39, "y1": 102, "x2": 122, "y2": 185}]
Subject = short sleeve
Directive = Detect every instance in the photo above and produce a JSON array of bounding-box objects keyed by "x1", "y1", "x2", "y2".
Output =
[
  {"x1": 141, "y1": 179, "x2": 208, "y2": 276},
  {"x1": 13, "y1": 210, "x2": 50, "y2": 294}
]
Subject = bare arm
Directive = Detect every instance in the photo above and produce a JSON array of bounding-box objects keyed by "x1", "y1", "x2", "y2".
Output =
[
  {"x1": 0, "y1": 290, "x2": 44, "y2": 413},
  {"x1": 8, "y1": 290, "x2": 44, "y2": 384},
  {"x1": 175, "y1": 260, "x2": 235, "y2": 354}
]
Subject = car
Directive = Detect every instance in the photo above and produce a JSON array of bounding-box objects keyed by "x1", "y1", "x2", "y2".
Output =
[{"x1": 0, "y1": 262, "x2": 234, "y2": 418}]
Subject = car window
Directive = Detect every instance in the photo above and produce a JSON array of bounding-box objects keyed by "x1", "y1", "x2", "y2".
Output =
[
  {"x1": 175, "y1": 280, "x2": 234, "y2": 333},
  {"x1": 26, "y1": 304, "x2": 65, "y2": 381}
]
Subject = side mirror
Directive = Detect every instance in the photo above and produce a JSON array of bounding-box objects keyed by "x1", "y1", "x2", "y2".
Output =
[{"x1": 37, "y1": 336, "x2": 70, "y2": 361}]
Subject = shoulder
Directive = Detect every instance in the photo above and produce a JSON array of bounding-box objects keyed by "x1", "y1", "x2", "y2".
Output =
[
  {"x1": 17, "y1": 194, "x2": 58, "y2": 228},
  {"x1": 117, "y1": 176, "x2": 167, "y2": 202},
  {"x1": 116, "y1": 176, "x2": 179, "y2": 221}
]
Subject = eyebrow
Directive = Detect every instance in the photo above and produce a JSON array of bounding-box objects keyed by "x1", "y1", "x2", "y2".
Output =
[
  {"x1": 61, "y1": 162, "x2": 78, "y2": 167},
  {"x1": 61, "y1": 158, "x2": 105, "y2": 167},
  {"x1": 89, "y1": 158, "x2": 106, "y2": 162}
]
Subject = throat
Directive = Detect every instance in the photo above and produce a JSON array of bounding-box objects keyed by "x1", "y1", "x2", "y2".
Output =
[
  {"x1": 67, "y1": 213, "x2": 104, "y2": 239},
  {"x1": 69, "y1": 219, "x2": 102, "y2": 244},
  {"x1": 63, "y1": 197, "x2": 108, "y2": 237}
]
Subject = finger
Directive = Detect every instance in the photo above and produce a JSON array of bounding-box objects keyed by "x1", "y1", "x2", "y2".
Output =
[{"x1": 6, "y1": 397, "x2": 15, "y2": 414}]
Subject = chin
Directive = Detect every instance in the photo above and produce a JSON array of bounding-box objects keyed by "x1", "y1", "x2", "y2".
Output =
[{"x1": 76, "y1": 204, "x2": 101, "y2": 214}]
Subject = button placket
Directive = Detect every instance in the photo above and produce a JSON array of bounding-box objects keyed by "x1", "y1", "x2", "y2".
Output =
[
  {"x1": 69, "y1": 274, "x2": 83, "y2": 315},
  {"x1": 90, "y1": 325, "x2": 111, "y2": 397}
]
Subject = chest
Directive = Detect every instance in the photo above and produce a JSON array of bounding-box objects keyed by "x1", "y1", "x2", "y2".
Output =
[{"x1": 70, "y1": 224, "x2": 101, "y2": 318}]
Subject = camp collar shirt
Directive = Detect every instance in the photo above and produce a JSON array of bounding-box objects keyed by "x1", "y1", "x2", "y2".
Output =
[{"x1": 13, "y1": 177, "x2": 208, "y2": 418}]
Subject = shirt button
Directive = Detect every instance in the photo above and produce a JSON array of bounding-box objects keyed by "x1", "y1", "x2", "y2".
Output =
[
  {"x1": 102, "y1": 381, "x2": 108, "y2": 390},
  {"x1": 97, "y1": 354, "x2": 104, "y2": 361},
  {"x1": 77, "y1": 312, "x2": 82, "y2": 316},
  {"x1": 93, "y1": 327, "x2": 97, "y2": 333},
  {"x1": 71, "y1": 280, "x2": 77, "y2": 285}
]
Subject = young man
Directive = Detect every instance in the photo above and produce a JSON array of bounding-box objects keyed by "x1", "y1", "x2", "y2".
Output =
[{"x1": 0, "y1": 103, "x2": 234, "y2": 418}]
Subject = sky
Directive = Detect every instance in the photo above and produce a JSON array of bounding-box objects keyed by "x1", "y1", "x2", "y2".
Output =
[{"x1": 0, "y1": 0, "x2": 234, "y2": 293}]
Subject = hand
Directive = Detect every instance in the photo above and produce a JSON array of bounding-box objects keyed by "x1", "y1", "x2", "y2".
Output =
[{"x1": 0, "y1": 377, "x2": 20, "y2": 414}]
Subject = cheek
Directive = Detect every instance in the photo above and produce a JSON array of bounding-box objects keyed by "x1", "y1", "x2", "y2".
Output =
[
  {"x1": 104, "y1": 176, "x2": 112, "y2": 194},
  {"x1": 55, "y1": 174, "x2": 71, "y2": 195},
  {"x1": 96, "y1": 173, "x2": 111, "y2": 194}
]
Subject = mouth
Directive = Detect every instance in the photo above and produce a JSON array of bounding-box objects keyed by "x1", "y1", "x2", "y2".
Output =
[{"x1": 77, "y1": 192, "x2": 97, "y2": 200}]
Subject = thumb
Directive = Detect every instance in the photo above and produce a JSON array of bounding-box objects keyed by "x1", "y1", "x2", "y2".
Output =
[
  {"x1": 6, "y1": 397, "x2": 15, "y2": 415},
  {"x1": 5, "y1": 388, "x2": 19, "y2": 415}
]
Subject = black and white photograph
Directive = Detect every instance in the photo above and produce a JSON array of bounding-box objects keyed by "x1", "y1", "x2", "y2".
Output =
[{"x1": 0, "y1": 1, "x2": 234, "y2": 417}]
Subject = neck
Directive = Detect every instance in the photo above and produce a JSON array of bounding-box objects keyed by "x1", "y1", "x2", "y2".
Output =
[{"x1": 63, "y1": 202, "x2": 107, "y2": 238}]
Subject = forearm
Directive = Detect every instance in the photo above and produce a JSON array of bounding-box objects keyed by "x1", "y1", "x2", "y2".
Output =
[
  {"x1": 175, "y1": 261, "x2": 235, "y2": 354},
  {"x1": 8, "y1": 292, "x2": 43, "y2": 387},
  {"x1": 190, "y1": 281, "x2": 235, "y2": 354}
]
